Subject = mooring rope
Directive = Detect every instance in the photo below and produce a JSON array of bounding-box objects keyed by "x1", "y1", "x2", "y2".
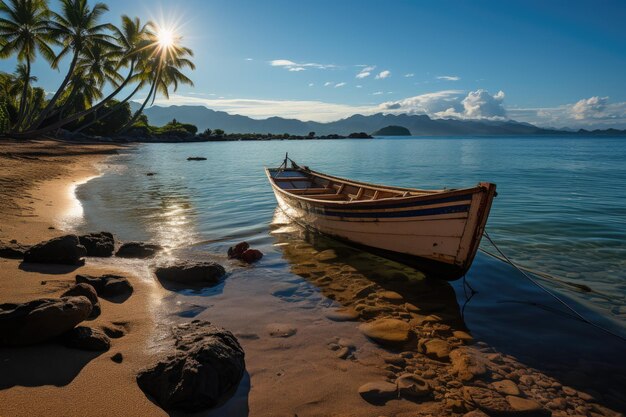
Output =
[{"x1": 480, "y1": 230, "x2": 626, "y2": 343}]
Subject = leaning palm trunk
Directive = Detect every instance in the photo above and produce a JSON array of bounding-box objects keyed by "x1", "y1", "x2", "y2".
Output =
[
  {"x1": 116, "y1": 72, "x2": 158, "y2": 135},
  {"x1": 75, "y1": 81, "x2": 140, "y2": 133},
  {"x1": 28, "y1": 52, "x2": 79, "y2": 131},
  {"x1": 14, "y1": 59, "x2": 31, "y2": 132},
  {"x1": 22, "y1": 64, "x2": 137, "y2": 137}
]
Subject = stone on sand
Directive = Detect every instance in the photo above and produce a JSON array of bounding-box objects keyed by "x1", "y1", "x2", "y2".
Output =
[
  {"x1": 325, "y1": 307, "x2": 359, "y2": 322},
  {"x1": 23, "y1": 235, "x2": 87, "y2": 265},
  {"x1": 450, "y1": 348, "x2": 488, "y2": 382},
  {"x1": 64, "y1": 326, "x2": 111, "y2": 351},
  {"x1": 0, "y1": 296, "x2": 92, "y2": 346},
  {"x1": 266, "y1": 323, "x2": 297, "y2": 338},
  {"x1": 506, "y1": 396, "x2": 551, "y2": 416},
  {"x1": 359, "y1": 318, "x2": 411, "y2": 346},
  {"x1": 154, "y1": 261, "x2": 226, "y2": 287},
  {"x1": 492, "y1": 379, "x2": 521, "y2": 396},
  {"x1": 358, "y1": 381, "x2": 398, "y2": 404},
  {"x1": 76, "y1": 274, "x2": 133, "y2": 298},
  {"x1": 463, "y1": 386, "x2": 513, "y2": 415},
  {"x1": 453, "y1": 330, "x2": 474, "y2": 343},
  {"x1": 78, "y1": 232, "x2": 115, "y2": 257},
  {"x1": 62, "y1": 283, "x2": 101, "y2": 318},
  {"x1": 115, "y1": 242, "x2": 163, "y2": 258},
  {"x1": 0, "y1": 240, "x2": 29, "y2": 259},
  {"x1": 136, "y1": 320, "x2": 245, "y2": 412},
  {"x1": 423, "y1": 338, "x2": 450, "y2": 360},
  {"x1": 396, "y1": 374, "x2": 431, "y2": 400},
  {"x1": 380, "y1": 290, "x2": 404, "y2": 303}
]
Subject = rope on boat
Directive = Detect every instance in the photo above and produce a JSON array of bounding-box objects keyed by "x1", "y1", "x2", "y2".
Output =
[{"x1": 481, "y1": 230, "x2": 626, "y2": 343}]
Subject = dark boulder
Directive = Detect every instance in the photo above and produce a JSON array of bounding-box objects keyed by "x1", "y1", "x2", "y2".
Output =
[
  {"x1": 228, "y1": 242, "x2": 263, "y2": 263},
  {"x1": 115, "y1": 242, "x2": 163, "y2": 258},
  {"x1": 154, "y1": 261, "x2": 226, "y2": 287},
  {"x1": 23, "y1": 235, "x2": 87, "y2": 265},
  {"x1": 227, "y1": 242, "x2": 249, "y2": 259},
  {"x1": 78, "y1": 232, "x2": 115, "y2": 257},
  {"x1": 76, "y1": 274, "x2": 133, "y2": 299},
  {"x1": 240, "y1": 249, "x2": 263, "y2": 264},
  {"x1": 0, "y1": 296, "x2": 92, "y2": 346},
  {"x1": 136, "y1": 320, "x2": 245, "y2": 412},
  {"x1": 62, "y1": 283, "x2": 101, "y2": 318},
  {"x1": 64, "y1": 326, "x2": 111, "y2": 351},
  {"x1": 0, "y1": 240, "x2": 29, "y2": 259}
]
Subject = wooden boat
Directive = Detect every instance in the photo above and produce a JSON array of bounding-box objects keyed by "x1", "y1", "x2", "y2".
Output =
[{"x1": 266, "y1": 156, "x2": 497, "y2": 280}]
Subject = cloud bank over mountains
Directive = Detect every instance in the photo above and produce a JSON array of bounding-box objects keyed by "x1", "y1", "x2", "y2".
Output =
[{"x1": 153, "y1": 91, "x2": 626, "y2": 129}]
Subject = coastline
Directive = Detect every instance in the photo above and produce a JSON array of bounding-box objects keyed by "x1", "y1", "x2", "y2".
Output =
[
  {"x1": 0, "y1": 139, "x2": 168, "y2": 417},
  {"x1": 1, "y1": 139, "x2": 625, "y2": 416}
]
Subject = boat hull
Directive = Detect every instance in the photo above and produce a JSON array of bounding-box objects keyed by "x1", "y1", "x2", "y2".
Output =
[{"x1": 266, "y1": 166, "x2": 496, "y2": 280}]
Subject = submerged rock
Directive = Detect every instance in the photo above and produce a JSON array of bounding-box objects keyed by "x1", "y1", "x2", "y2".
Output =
[
  {"x1": 227, "y1": 242, "x2": 263, "y2": 264},
  {"x1": 23, "y1": 235, "x2": 87, "y2": 265},
  {"x1": 62, "y1": 283, "x2": 101, "y2": 318},
  {"x1": 266, "y1": 323, "x2": 297, "y2": 338},
  {"x1": 450, "y1": 347, "x2": 488, "y2": 382},
  {"x1": 358, "y1": 381, "x2": 398, "y2": 404},
  {"x1": 115, "y1": 242, "x2": 163, "y2": 258},
  {"x1": 64, "y1": 326, "x2": 111, "y2": 351},
  {"x1": 506, "y1": 395, "x2": 550, "y2": 416},
  {"x1": 154, "y1": 261, "x2": 226, "y2": 287},
  {"x1": 396, "y1": 373, "x2": 431, "y2": 400},
  {"x1": 0, "y1": 296, "x2": 92, "y2": 346},
  {"x1": 0, "y1": 240, "x2": 29, "y2": 259},
  {"x1": 136, "y1": 320, "x2": 245, "y2": 412},
  {"x1": 78, "y1": 232, "x2": 115, "y2": 257},
  {"x1": 359, "y1": 318, "x2": 411, "y2": 346},
  {"x1": 76, "y1": 274, "x2": 133, "y2": 298}
]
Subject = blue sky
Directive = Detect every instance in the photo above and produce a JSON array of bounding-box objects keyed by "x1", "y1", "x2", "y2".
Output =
[{"x1": 2, "y1": 0, "x2": 626, "y2": 127}]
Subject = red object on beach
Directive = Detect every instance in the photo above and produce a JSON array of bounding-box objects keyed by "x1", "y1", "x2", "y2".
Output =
[{"x1": 240, "y1": 249, "x2": 263, "y2": 264}]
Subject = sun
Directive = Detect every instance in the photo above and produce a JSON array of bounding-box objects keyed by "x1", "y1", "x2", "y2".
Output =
[{"x1": 157, "y1": 29, "x2": 175, "y2": 49}]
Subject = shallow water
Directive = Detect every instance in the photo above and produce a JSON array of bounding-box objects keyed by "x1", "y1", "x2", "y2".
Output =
[{"x1": 76, "y1": 136, "x2": 626, "y2": 411}]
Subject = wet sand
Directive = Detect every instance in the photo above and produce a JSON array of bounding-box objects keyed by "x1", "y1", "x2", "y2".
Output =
[
  {"x1": 1, "y1": 139, "x2": 625, "y2": 417},
  {"x1": 0, "y1": 139, "x2": 169, "y2": 417}
]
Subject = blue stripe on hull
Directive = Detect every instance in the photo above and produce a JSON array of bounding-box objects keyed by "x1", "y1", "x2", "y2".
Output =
[{"x1": 305, "y1": 204, "x2": 471, "y2": 219}]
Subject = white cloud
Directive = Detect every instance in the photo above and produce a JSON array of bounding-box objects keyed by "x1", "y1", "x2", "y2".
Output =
[
  {"x1": 380, "y1": 89, "x2": 506, "y2": 120},
  {"x1": 437, "y1": 75, "x2": 460, "y2": 81},
  {"x1": 269, "y1": 59, "x2": 336, "y2": 71},
  {"x1": 324, "y1": 81, "x2": 333, "y2": 87},
  {"x1": 245, "y1": 58, "x2": 253, "y2": 61},
  {"x1": 335, "y1": 82, "x2": 346, "y2": 88},
  {"x1": 375, "y1": 70, "x2": 391, "y2": 79},
  {"x1": 372, "y1": 91, "x2": 384, "y2": 95},
  {"x1": 356, "y1": 85, "x2": 363, "y2": 88},
  {"x1": 356, "y1": 65, "x2": 375, "y2": 79},
  {"x1": 404, "y1": 73, "x2": 414, "y2": 77},
  {"x1": 308, "y1": 83, "x2": 314, "y2": 87},
  {"x1": 508, "y1": 97, "x2": 626, "y2": 129}
]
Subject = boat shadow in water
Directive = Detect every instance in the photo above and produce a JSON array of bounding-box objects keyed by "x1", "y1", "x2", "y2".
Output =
[
  {"x1": 270, "y1": 210, "x2": 626, "y2": 413},
  {"x1": 270, "y1": 210, "x2": 470, "y2": 350}
]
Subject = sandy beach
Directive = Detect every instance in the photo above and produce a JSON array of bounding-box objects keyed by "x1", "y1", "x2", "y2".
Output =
[
  {"x1": 0, "y1": 139, "x2": 169, "y2": 417},
  {"x1": 1, "y1": 139, "x2": 625, "y2": 417}
]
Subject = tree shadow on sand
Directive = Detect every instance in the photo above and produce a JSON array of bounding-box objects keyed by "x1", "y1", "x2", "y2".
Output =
[{"x1": 0, "y1": 343, "x2": 101, "y2": 389}]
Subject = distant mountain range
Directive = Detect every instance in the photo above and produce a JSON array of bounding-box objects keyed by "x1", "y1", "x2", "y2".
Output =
[{"x1": 136, "y1": 104, "x2": 626, "y2": 137}]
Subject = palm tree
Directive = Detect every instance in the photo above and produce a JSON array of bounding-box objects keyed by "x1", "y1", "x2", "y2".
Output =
[
  {"x1": 118, "y1": 34, "x2": 195, "y2": 133},
  {"x1": 0, "y1": 0, "x2": 56, "y2": 131},
  {"x1": 29, "y1": 0, "x2": 114, "y2": 130},
  {"x1": 28, "y1": 16, "x2": 153, "y2": 136}
]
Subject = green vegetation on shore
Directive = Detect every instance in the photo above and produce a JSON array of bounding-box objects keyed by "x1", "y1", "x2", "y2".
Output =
[{"x1": 0, "y1": 0, "x2": 195, "y2": 138}]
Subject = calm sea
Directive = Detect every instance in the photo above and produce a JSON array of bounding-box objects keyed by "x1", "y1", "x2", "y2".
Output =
[{"x1": 76, "y1": 136, "x2": 626, "y2": 372}]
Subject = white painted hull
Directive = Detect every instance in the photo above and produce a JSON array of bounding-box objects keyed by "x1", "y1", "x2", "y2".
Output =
[{"x1": 266, "y1": 164, "x2": 496, "y2": 280}]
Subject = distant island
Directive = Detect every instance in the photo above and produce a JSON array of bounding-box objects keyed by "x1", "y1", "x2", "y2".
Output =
[{"x1": 372, "y1": 125, "x2": 412, "y2": 136}]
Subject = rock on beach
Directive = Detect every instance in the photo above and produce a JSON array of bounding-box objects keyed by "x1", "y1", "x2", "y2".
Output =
[
  {"x1": 23, "y1": 235, "x2": 87, "y2": 265},
  {"x1": 359, "y1": 318, "x2": 411, "y2": 346},
  {"x1": 78, "y1": 232, "x2": 115, "y2": 257},
  {"x1": 115, "y1": 242, "x2": 163, "y2": 258},
  {"x1": 154, "y1": 261, "x2": 226, "y2": 287},
  {"x1": 76, "y1": 274, "x2": 133, "y2": 298},
  {"x1": 136, "y1": 320, "x2": 245, "y2": 412}
]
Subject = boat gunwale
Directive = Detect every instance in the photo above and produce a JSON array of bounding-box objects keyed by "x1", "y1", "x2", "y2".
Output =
[{"x1": 265, "y1": 166, "x2": 493, "y2": 207}]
